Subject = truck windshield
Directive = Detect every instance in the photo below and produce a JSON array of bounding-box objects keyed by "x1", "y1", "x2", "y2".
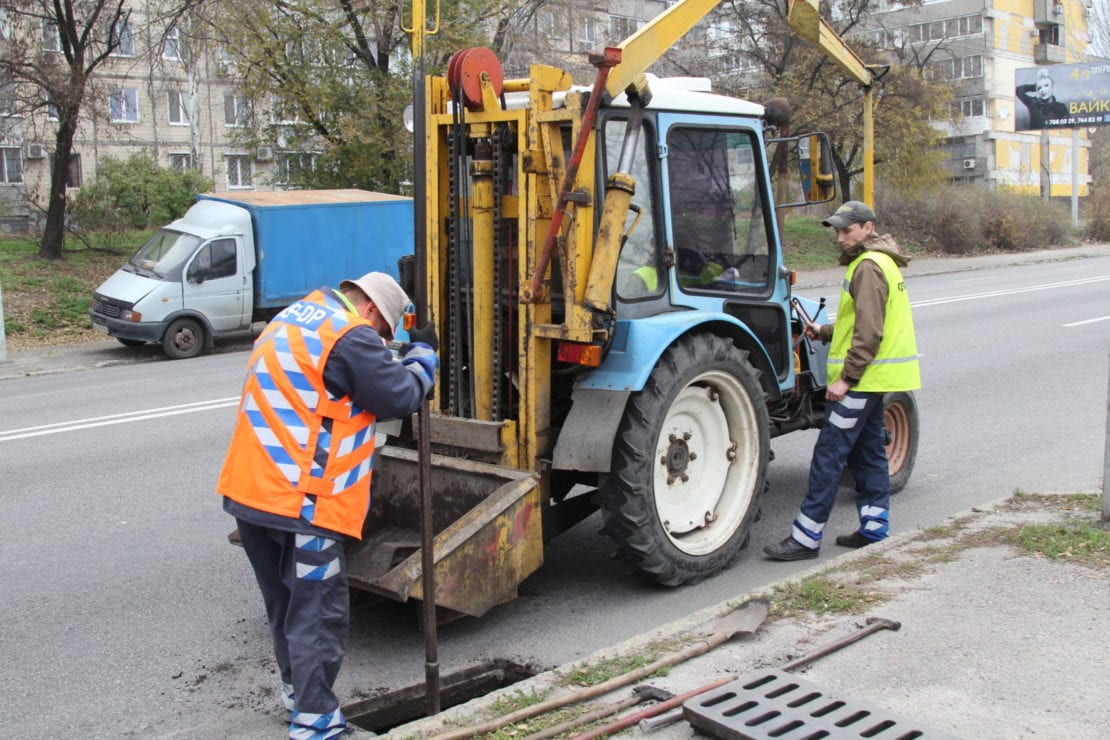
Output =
[{"x1": 127, "y1": 229, "x2": 202, "y2": 279}]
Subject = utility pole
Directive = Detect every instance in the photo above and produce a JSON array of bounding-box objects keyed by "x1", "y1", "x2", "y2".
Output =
[
  {"x1": 1103, "y1": 349, "x2": 1109, "y2": 527},
  {"x1": 0, "y1": 281, "x2": 7, "y2": 363}
]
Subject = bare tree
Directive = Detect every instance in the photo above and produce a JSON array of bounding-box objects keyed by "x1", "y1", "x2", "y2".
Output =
[{"x1": 0, "y1": 0, "x2": 209, "y2": 259}]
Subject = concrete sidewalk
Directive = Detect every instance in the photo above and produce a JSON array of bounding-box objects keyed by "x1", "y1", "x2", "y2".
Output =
[{"x1": 384, "y1": 494, "x2": 1109, "y2": 739}]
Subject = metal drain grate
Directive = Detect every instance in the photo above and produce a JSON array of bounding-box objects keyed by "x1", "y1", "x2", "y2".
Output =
[{"x1": 683, "y1": 669, "x2": 961, "y2": 739}]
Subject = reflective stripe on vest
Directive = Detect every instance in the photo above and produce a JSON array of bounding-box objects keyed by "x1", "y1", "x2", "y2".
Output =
[
  {"x1": 828, "y1": 251, "x2": 921, "y2": 392},
  {"x1": 216, "y1": 290, "x2": 378, "y2": 538}
]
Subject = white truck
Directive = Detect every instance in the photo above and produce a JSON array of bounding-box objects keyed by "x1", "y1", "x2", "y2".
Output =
[{"x1": 88, "y1": 189, "x2": 414, "y2": 359}]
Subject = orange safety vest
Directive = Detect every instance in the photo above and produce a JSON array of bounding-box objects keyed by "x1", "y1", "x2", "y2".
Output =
[{"x1": 216, "y1": 289, "x2": 378, "y2": 539}]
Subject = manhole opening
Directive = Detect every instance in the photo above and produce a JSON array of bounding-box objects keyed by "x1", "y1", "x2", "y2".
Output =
[{"x1": 345, "y1": 658, "x2": 538, "y2": 733}]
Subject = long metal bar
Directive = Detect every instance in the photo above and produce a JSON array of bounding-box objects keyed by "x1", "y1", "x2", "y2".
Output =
[{"x1": 406, "y1": 0, "x2": 440, "y2": 716}]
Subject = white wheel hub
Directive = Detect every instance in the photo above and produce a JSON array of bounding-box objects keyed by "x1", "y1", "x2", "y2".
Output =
[{"x1": 653, "y1": 369, "x2": 761, "y2": 556}]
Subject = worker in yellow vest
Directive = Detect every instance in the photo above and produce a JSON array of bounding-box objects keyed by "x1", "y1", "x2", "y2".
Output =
[
  {"x1": 217, "y1": 272, "x2": 438, "y2": 738},
  {"x1": 765, "y1": 201, "x2": 920, "y2": 561}
]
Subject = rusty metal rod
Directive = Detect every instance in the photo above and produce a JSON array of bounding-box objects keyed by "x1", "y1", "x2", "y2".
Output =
[
  {"x1": 524, "y1": 47, "x2": 621, "y2": 303},
  {"x1": 638, "y1": 616, "x2": 902, "y2": 733}
]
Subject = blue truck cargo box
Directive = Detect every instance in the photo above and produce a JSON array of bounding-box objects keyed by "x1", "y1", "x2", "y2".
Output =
[{"x1": 197, "y1": 190, "x2": 414, "y2": 308}]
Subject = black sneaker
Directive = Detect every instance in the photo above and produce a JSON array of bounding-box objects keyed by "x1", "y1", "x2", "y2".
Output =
[
  {"x1": 763, "y1": 537, "x2": 818, "y2": 561},
  {"x1": 835, "y1": 531, "x2": 875, "y2": 548}
]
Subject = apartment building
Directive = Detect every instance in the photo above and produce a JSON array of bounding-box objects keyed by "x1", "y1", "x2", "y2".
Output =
[
  {"x1": 0, "y1": 5, "x2": 292, "y2": 233},
  {"x1": 864, "y1": 0, "x2": 1093, "y2": 196},
  {"x1": 3, "y1": 1, "x2": 1085, "y2": 234}
]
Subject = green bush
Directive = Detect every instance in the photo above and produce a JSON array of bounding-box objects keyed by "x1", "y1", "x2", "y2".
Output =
[
  {"x1": 1084, "y1": 184, "x2": 1110, "y2": 241},
  {"x1": 70, "y1": 154, "x2": 213, "y2": 232},
  {"x1": 878, "y1": 184, "x2": 1073, "y2": 254}
]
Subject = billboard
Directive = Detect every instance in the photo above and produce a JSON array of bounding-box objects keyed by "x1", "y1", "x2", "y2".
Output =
[{"x1": 1014, "y1": 62, "x2": 1110, "y2": 131}]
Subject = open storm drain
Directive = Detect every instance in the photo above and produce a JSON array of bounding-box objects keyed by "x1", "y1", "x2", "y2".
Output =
[{"x1": 344, "y1": 659, "x2": 538, "y2": 733}]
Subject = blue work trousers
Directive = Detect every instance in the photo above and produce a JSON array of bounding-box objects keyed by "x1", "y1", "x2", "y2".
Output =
[
  {"x1": 792, "y1": 391, "x2": 891, "y2": 549},
  {"x1": 237, "y1": 519, "x2": 349, "y2": 739}
]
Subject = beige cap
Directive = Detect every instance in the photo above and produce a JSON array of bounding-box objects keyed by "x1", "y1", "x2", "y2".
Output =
[{"x1": 340, "y1": 272, "x2": 409, "y2": 339}]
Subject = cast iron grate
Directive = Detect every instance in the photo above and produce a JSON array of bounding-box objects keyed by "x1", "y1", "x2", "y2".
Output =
[{"x1": 683, "y1": 669, "x2": 961, "y2": 739}]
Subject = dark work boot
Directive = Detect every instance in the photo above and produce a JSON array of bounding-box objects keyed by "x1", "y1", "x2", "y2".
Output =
[
  {"x1": 763, "y1": 537, "x2": 818, "y2": 561},
  {"x1": 835, "y1": 531, "x2": 876, "y2": 548}
]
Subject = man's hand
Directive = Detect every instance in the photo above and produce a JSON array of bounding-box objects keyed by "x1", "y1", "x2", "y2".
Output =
[
  {"x1": 804, "y1": 322, "x2": 823, "y2": 341},
  {"x1": 408, "y1": 321, "x2": 438, "y2": 352},
  {"x1": 826, "y1": 379, "x2": 851, "y2": 403}
]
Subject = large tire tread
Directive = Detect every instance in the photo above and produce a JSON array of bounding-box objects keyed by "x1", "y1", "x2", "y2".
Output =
[{"x1": 600, "y1": 333, "x2": 769, "y2": 586}]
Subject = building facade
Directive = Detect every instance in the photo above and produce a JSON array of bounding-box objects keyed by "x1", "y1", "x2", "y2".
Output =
[
  {"x1": 865, "y1": 0, "x2": 1093, "y2": 196},
  {"x1": 1, "y1": 0, "x2": 1092, "y2": 234}
]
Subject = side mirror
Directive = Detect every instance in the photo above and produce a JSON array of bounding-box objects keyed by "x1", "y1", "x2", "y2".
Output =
[
  {"x1": 799, "y1": 133, "x2": 836, "y2": 204},
  {"x1": 766, "y1": 131, "x2": 837, "y2": 209}
]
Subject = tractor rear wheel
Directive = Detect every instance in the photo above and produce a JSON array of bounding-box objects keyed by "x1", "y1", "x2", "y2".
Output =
[
  {"x1": 600, "y1": 333, "x2": 769, "y2": 586},
  {"x1": 882, "y1": 391, "x2": 919, "y2": 494}
]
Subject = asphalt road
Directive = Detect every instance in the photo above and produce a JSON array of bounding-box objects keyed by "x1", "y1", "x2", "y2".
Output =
[{"x1": 1, "y1": 250, "x2": 1108, "y2": 737}]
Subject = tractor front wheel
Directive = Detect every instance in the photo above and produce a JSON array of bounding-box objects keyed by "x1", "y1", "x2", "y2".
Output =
[{"x1": 600, "y1": 333, "x2": 769, "y2": 586}]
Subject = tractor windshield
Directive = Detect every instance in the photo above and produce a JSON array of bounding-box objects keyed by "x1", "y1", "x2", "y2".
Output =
[{"x1": 666, "y1": 127, "x2": 771, "y2": 295}]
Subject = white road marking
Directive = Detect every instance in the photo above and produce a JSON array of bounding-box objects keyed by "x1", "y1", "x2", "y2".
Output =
[
  {"x1": 1062, "y1": 315, "x2": 1110, "y2": 328},
  {"x1": 0, "y1": 397, "x2": 239, "y2": 442}
]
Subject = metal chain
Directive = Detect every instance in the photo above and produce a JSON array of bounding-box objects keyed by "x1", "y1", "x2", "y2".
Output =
[{"x1": 490, "y1": 123, "x2": 509, "y2": 421}]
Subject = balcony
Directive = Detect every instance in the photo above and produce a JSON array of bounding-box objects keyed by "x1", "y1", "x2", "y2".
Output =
[{"x1": 1034, "y1": 42, "x2": 1066, "y2": 64}]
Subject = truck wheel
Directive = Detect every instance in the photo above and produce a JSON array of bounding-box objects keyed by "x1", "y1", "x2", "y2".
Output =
[
  {"x1": 883, "y1": 391, "x2": 919, "y2": 494},
  {"x1": 162, "y1": 318, "x2": 205, "y2": 359},
  {"x1": 116, "y1": 338, "x2": 146, "y2": 347},
  {"x1": 600, "y1": 333, "x2": 769, "y2": 586}
]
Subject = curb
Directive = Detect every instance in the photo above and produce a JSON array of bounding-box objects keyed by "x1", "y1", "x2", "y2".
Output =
[{"x1": 380, "y1": 494, "x2": 1038, "y2": 739}]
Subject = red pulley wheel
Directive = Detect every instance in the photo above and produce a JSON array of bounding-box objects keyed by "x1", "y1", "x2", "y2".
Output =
[{"x1": 447, "y1": 47, "x2": 503, "y2": 111}]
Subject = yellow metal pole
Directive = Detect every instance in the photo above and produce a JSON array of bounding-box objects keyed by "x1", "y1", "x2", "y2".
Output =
[
  {"x1": 470, "y1": 141, "x2": 495, "y2": 420},
  {"x1": 863, "y1": 87, "x2": 874, "y2": 207}
]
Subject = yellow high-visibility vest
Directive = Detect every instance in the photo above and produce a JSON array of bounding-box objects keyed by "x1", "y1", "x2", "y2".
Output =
[{"x1": 828, "y1": 251, "x2": 920, "y2": 392}]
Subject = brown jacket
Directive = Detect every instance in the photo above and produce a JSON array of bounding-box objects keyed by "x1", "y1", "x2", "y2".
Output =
[{"x1": 818, "y1": 233, "x2": 910, "y2": 385}]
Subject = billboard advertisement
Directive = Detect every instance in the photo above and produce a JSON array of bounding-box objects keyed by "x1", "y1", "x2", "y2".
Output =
[{"x1": 1015, "y1": 62, "x2": 1110, "y2": 131}]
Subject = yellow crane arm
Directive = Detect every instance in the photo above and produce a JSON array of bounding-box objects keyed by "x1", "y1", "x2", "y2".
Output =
[
  {"x1": 605, "y1": 0, "x2": 723, "y2": 99},
  {"x1": 786, "y1": 0, "x2": 871, "y2": 86}
]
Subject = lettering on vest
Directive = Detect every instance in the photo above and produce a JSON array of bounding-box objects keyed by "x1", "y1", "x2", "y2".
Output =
[{"x1": 277, "y1": 300, "x2": 330, "y2": 329}]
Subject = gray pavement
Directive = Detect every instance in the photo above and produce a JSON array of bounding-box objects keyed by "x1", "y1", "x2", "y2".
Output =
[
  {"x1": 386, "y1": 495, "x2": 1110, "y2": 739},
  {"x1": 3, "y1": 243, "x2": 1109, "y2": 739}
]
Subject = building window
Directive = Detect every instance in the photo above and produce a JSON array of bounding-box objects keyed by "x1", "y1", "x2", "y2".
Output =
[
  {"x1": 1, "y1": 147, "x2": 23, "y2": 183},
  {"x1": 952, "y1": 97, "x2": 985, "y2": 117},
  {"x1": 224, "y1": 94, "x2": 250, "y2": 126},
  {"x1": 226, "y1": 155, "x2": 252, "y2": 188},
  {"x1": 42, "y1": 20, "x2": 61, "y2": 52},
  {"x1": 46, "y1": 103, "x2": 59, "y2": 121},
  {"x1": 909, "y1": 14, "x2": 982, "y2": 43},
  {"x1": 580, "y1": 16, "x2": 597, "y2": 45},
  {"x1": 1039, "y1": 25, "x2": 1061, "y2": 45},
  {"x1": 609, "y1": 15, "x2": 640, "y2": 40},
  {"x1": 109, "y1": 88, "x2": 139, "y2": 122},
  {"x1": 0, "y1": 83, "x2": 18, "y2": 117},
  {"x1": 537, "y1": 11, "x2": 557, "y2": 37},
  {"x1": 164, "y1": 26, "x2": 184, "y2": 60},
  {"x1": 168, "y1": 91, "x2": 191, "y2": 125},
  {"x1": 275, "y1": 152, "x2": 317, "y2": 185},
  {"x1": 110, "y1": 21, "x2": 134, "y2": 56},
  {"x1": 67, "y1": 153, "x2": 82, "y2": 188},
  {"x1": 170, "y1": 153, "x2": 193, "y2": 171},
  {"x1": 929, "y1": 55, "x2": 982, "y2": 81}
]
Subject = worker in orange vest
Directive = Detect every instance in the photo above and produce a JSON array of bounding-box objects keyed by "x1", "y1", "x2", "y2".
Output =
[{"x1": 217, "y1": 271, "x2": 437, "y2": 739}]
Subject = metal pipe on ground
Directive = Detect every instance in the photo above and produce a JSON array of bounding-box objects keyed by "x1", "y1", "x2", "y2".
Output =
[
  {"x1": 635, "y1": 616, "x2": 902, "y2": 734},
  {"x1": 429, "y1": 598, "x2": 770, "y2": 740}
]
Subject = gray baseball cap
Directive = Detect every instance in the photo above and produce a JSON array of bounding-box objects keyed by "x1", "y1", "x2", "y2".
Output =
[{"x1": 822, "y1": 201, "x2": 877, "y2": 228}]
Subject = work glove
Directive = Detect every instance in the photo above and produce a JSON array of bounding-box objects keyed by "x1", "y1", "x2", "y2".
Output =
[
  {"x1": 407, "y1": 321, "x2": 439, "y2": 352},
  {"x1": 402, "y1": 341, "x2": 439, "y2": 399}
]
